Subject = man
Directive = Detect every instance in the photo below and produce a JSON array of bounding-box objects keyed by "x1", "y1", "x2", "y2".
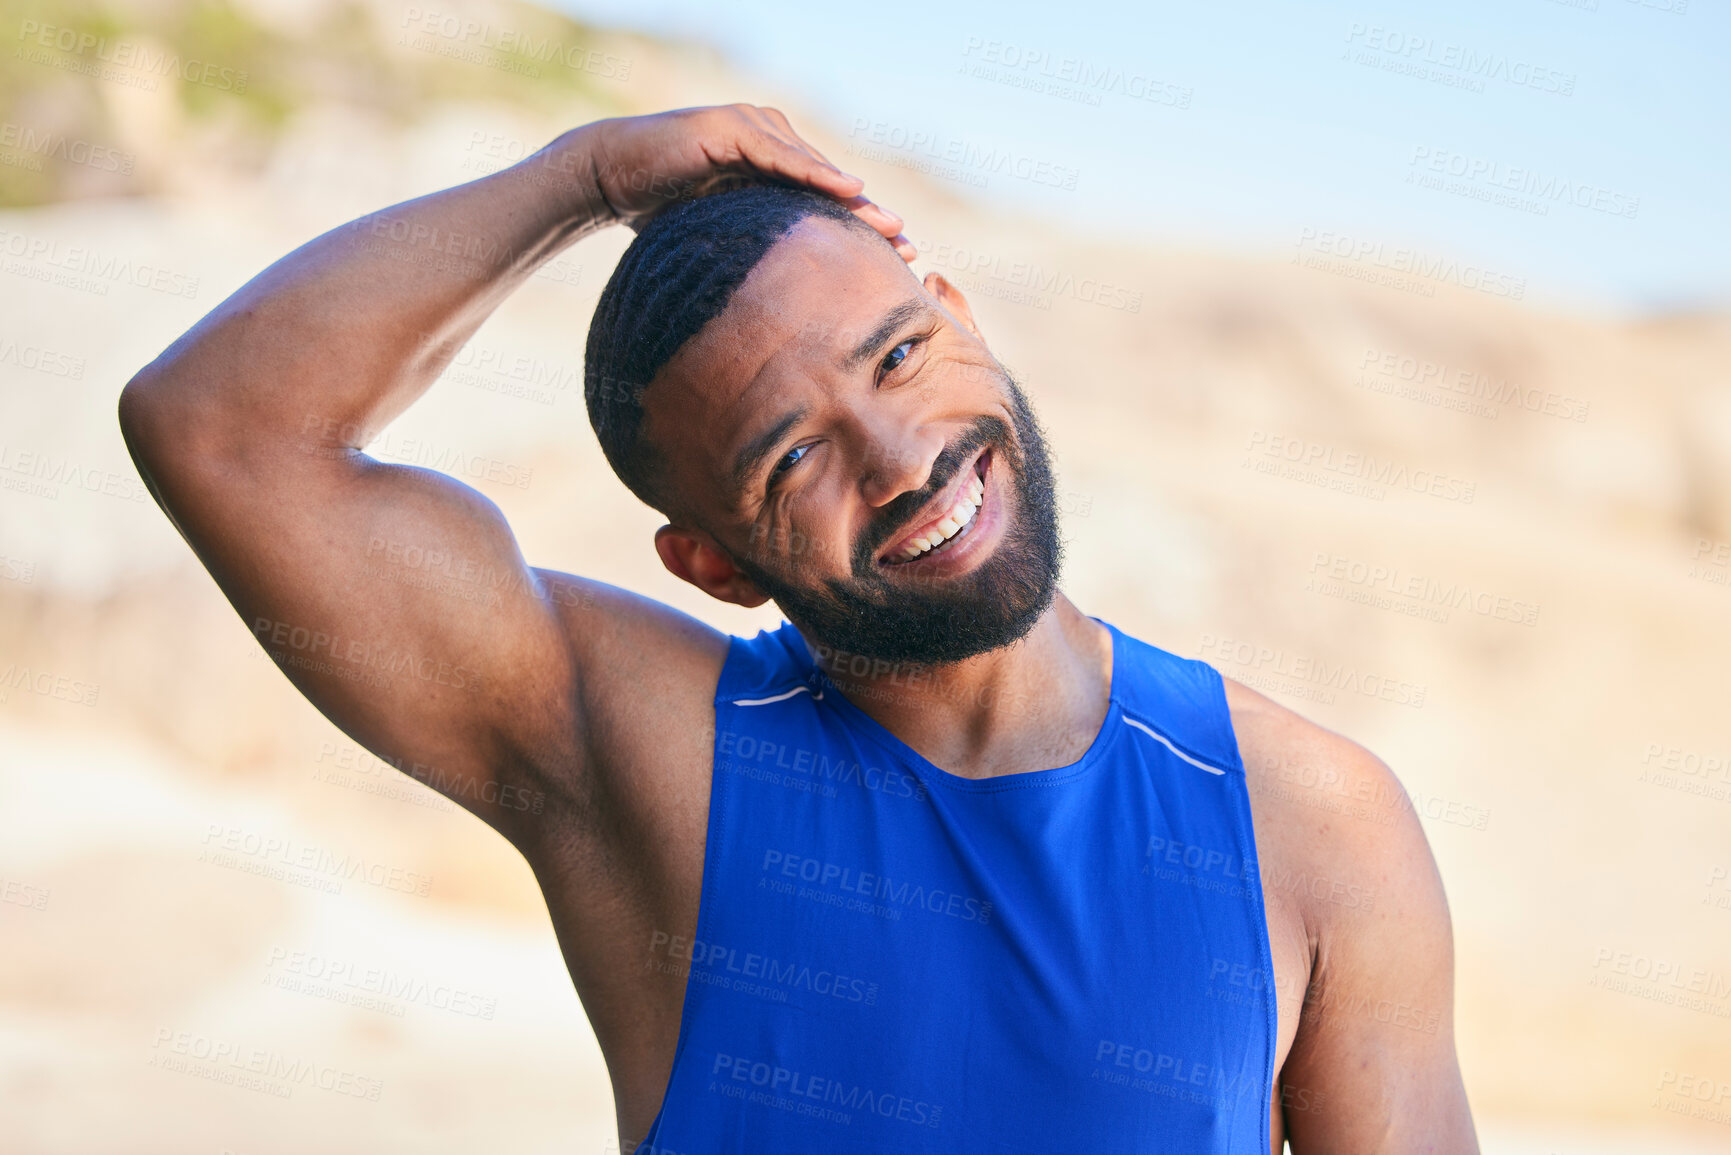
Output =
[{"x1": 119, "y1": 105, "x2": 1478, "y2": 1153}]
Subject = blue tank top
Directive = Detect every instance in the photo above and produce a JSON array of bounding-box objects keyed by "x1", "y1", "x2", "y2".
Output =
[{"x1": 637, "y1": 619, "x2": 1276, "y2": 1154}]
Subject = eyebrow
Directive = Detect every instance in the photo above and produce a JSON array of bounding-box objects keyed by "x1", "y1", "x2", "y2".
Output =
[{"x1": 841, "y1": 299, "x2": 936, "y2": 373}]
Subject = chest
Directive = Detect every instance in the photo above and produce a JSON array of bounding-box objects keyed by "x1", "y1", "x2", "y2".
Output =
[{"x1": 637, "y1": 700, "x2": 1282, "y2": 1152}]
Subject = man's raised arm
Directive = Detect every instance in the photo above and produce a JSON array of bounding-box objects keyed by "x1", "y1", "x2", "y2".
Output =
[{"x1": 116, "y1": 105, "x2": 906, "y2": 839}]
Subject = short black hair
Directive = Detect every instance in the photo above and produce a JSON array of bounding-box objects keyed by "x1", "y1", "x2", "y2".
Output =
[{"x1": 584, "y1": 183, "x2": 882, "y2": 515}]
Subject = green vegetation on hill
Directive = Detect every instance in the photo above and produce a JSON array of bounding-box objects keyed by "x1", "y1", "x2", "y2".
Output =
[{"x1": 0, "y1": 0, "x2": 630, "y2": 206}]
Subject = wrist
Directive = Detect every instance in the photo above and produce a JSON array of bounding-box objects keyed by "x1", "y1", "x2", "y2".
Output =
[{"x1": 517, "y1": 123, "x2": 620, "y2": 237}]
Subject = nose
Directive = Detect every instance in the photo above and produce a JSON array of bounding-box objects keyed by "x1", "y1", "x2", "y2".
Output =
[{"x1": 858, "y1": 418, "x2": 945, "y2": 509}]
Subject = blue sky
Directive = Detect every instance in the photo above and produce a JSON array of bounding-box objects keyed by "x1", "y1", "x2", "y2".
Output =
[{"x1": 550, "y1": 0, "x2": 1728, "y2": 314}]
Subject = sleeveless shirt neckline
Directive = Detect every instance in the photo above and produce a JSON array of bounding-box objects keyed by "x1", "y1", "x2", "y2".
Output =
[{"x1": 785, "y1": 620, "x2": 1127, "y2": 794}]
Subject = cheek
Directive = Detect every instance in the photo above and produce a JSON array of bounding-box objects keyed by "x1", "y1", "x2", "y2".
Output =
[
  {"x1": 766, "y1": 526, "x2": 826, "y2": 569},
  {"x1": 780, "y1": 511, "x2": 846, "y2": 573},
  {"x1": 934, "y1": 356, "x2": 1003, "y2": 398},
  {"x1": 747, "y1": 493, "x2": 849, "y2": 575}
]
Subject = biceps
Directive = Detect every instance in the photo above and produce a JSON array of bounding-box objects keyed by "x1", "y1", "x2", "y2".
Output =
[
  {"x1": 1282, "y1": 1026, "x2": 1473, "y2": 1154},
  {"x1": 1281, "y1": 877, "x2": 1476, "y2": 1151}
]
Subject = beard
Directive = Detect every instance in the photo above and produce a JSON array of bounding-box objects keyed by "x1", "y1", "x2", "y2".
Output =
[{"x1": 732, "y1": 372, "x2": 1062, "y2": 667}]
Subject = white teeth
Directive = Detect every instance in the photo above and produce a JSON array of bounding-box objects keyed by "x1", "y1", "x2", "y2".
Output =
[{"x1": 891, "y1": 470, "x2": 986, "y2": 562}]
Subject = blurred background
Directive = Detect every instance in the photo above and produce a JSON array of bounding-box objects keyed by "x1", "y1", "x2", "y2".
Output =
[{"x1": 1, "y1": 0, "x2": 1728, "y2": 1151}]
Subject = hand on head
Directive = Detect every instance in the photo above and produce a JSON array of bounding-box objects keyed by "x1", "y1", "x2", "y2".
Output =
[{"x1": 584, "y1": 104, "x2": 916, "y2": 262}]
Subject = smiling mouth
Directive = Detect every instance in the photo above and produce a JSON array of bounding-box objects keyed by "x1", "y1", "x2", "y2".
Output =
[{"x1": 881, "y1": 451, "x2": 990, "y2": 566}]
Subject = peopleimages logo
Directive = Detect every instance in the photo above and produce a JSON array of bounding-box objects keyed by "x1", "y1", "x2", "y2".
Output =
[
  {"x1": 0, "y1": 227, "x2": 201, "y2": 299},
  {"x1": 1306, "y1": 551, "x2": 1539, "y2": 627},
  {"x1": 0, "y1": 662, "x2": 99, "y2": 707},
  {"x1": 1242, "y1": 430, "x2": 1477, "y2": 505},
  {"x1": 0, "y1": 121, "x2": 134, "y2": 174},
  {"x1": 910, "y1": 237, "x2": 1143, "y2": 313},
  {"x1": 1589, "y1": 946, "x2": 1731, "y2": 1018},
  {"x1": 957, "y1": 37, "x2": 1193, "y2": 110},
  {"x1": 1091, "y1": 1038, "x2": 1260, "y2": 1106},
  {"x1": 846, "y1": 119, "x2": 1080, "y2": 191},
  {"x1": 0, "y1": 443, "x2": 149, "y2": 504},
  {"x1": 649, "y1": 930, "x2": 881, "y2": 1006},
  {"x1": 1342, "y1": 22, "x2": 1576, "y2": 97},
  {"x1": 16, "y1": 19, "x2": 250, "y2": 91},
  {"x1": 1197, "y1": 633, "x2": 1428, "y2": 709},
  {"x1": 759, "y1": 850, "x2": 993, "y2": 924},
  {"x1": 1407, "y1": 146, "x2": 1640, "y2": 219},
  {"x1": 1294, "y1": 228, "x2": 1526, "y2": 300},
  {"x1": 718, "y1": 731, "x2": 927, "y2": 802},
  {"x1": 397, "y1": 8, "x2": 633, "y2": 80},
  {"x1": 0, "y1": 334, "x2": 86, "y2": 379},
  {"x1": 149, "y1": 1028, "x2": 383, "y2": 1100},
  {"x1": 263, "y1": 946, "x2": 497, "y2": 1020},
  {"x1": 710, "y1": 1052, "x2": 943, "y2": 1128},
  {"x1": 200, "y1": 824, "x2": 434, "y2": 897},
  {"x1": 1356, "y1": 346, "x2": 1590, "y2": 423}
]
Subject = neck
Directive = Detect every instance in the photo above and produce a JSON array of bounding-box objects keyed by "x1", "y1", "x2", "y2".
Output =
[{"x1": 803, "y1": 594, "x2": 1113, "y2": 780}]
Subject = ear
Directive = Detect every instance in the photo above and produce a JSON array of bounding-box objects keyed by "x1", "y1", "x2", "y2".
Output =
[
  {"x1": 923, "y1": 272, "x2": 982, "y2": 339},
  {"x1": 654, "y1": 525, "x2": 771, "y2": 608}
]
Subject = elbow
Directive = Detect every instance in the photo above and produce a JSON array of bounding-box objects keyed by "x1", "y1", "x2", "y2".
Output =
[
  {"x1": 118, "y1": 362, "x2": 186, "y2": 515},
  {"x1": 117, "y1": 301, "x2": 261, "y2": 467},
  {"x1": 117, "y1": 364, "x2": 161, "y2": 466},
  {"x1": 117, "y1": 355, "x2": 225, "y2": 497},
  {"x1": 117, "y1": 358, "x2": 185, "y2": 478},
  {"x1": 118, "y1": 349, "x2": 238, "y2": 473}
]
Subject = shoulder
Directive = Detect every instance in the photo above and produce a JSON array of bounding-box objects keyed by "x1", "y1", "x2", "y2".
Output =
[
  {"x1": 521, "y1": 569, "x2": 732, "y2": 817},
  {"x1": 1221, "y1": 676, "x2": 1450, "y2": 942},
  {"x1": 535, "y1": 569, "x2": 731, "y2": 692},
  {"x1": 1223, "y1": 674, "x2": 1399, "y2": 809}
]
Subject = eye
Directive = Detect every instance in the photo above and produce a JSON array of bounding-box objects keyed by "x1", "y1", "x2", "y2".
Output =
[
  {"x1": 770, "y1": 442, "x2": 811, "y2": 481},
  {"x1": 879, "y1": 338, "x2": 919, "y2": 379}
]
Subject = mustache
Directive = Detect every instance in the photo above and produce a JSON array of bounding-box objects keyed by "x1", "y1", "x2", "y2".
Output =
[{"x1": 851, "y1": 416, "x2": 1013, "y2": 574}]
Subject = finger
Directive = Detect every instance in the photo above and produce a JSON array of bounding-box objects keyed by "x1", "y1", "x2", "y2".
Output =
[
  {"x1": 756, "y1": 105, "x2": 795, "y2": 134},
  {"x1": 718, "y1": 109, "x2": 874, "y2": 203},
  {"x1": 735, "y1": 106, "x2": 837, "y2": 173},
  {"x1": 833, "y1": 194, "x2": 905, "y2": 241},
  {"x1": 732, "y1": 132, "x2": 866, "y2": 200},
  {"x1": 727, "y1": 108, "x2": 860, "y2": 185},
  {"x1": 757, "y1": 107, "x2": 841, "y2": 171},
  {"x1": 739, "y1": 106, "x2": 802, "y2": 154},
  {"x1": 730, "y1": 139, "x2": 913, "y2": 261}
]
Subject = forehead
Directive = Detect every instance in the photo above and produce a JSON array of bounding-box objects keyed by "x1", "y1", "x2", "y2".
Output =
[{"x1": 640, "y1": 216, "x2": 921, "y2": 486}]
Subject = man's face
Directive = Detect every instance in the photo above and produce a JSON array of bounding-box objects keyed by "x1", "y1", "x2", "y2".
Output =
[{"x1": 643, "y1": 216, "x2": 1061, "y2": 666}]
